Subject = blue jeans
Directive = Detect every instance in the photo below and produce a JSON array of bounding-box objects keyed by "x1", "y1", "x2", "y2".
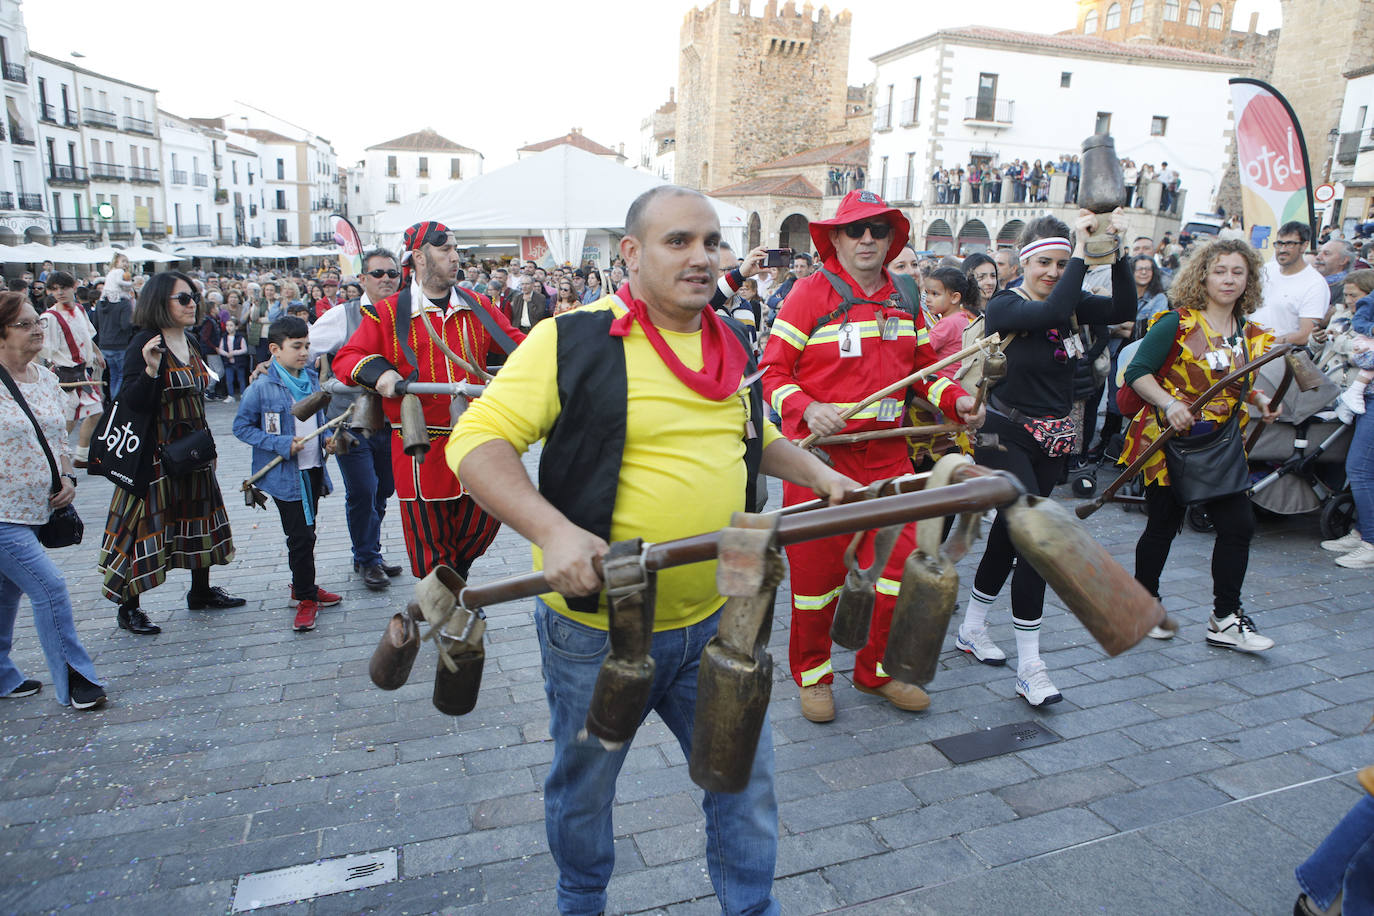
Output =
[
  {"x1": 332, "y1": 427, "x2": 394, "y2": 567},
  {"x1": 1296, "y1": 794, "x2": 1374, "y2": 912},
  {"x1": 0, "y1": 522, "x2": 101, "y2": 706},
  {"x1": 102, "y1": 348, "x2": 125, "y2": 399},
  {"x1": 1348, "y1": 404, "x2": 1374, "y2": 542},
  {"x1": 224, "y1": 364, "x2": 245, "y2": 398},
  {"x1": 534, "y1": 599, "x2": 779, "y2": 916}
]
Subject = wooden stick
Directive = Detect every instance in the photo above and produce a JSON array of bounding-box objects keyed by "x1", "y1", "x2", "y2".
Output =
[
  {"x1": 814, "y1": 423, "x2": 962, "y2": 447},
  {"x1": 58, "y1": 380, "x2": 101, "y2": 388},
  {"x1": 1076, "y1": 344, "x2": 1294, "y2": 519},
  {"x1": 796, "y1": 334, "x2": 999, "y2": 449},
  {"x1": 241, "y1": 405, "x2": 354, "y2": 490}
]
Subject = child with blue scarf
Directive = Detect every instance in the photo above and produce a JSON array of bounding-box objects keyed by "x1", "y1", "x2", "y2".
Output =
[{"x1": 232, "y1": 317, "x2": 339, "y2": 632}]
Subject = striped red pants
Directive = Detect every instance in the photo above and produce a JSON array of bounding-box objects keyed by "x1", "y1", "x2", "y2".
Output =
[{"x1": 399, "y1": 496, "x2": 501, "y2": 579}]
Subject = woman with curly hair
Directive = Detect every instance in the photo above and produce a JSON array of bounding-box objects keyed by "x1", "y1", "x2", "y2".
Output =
[{"x1": 1122, "y1": 238, "x2": 1279, "y2": 652}]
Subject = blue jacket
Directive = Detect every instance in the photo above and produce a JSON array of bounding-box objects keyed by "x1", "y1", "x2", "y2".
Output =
[{"x1": 232, "y1": 363, "x2": 333, "y2": 502}]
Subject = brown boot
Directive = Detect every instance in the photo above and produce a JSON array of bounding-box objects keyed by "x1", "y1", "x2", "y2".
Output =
[
  {"x1": 855, "y1": 679, "x2": 931, "y2": 712},
  {"x1": 1359, "y1": 764, "x2": 1374, "y2": 796},
  {"x1": 799, "y1": 683, "x2": 835, "y2": 723}
]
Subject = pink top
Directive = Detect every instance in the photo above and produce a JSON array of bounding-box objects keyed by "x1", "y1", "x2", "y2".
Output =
[{"x1": 928, "y1": 309, "x2": 971, "y2": 369}]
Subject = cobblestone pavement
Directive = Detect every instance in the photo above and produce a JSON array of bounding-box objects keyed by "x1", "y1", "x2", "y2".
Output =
[{"x1": 1, "y1": 400, "x2": 1371, "y2": 915}]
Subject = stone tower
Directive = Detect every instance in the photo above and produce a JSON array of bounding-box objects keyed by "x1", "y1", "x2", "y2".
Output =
[
  {"x1": 1268, "y1": 0, "x2": 1374, "y2": 177},
  {"x1": 676, "y1": 0, "x2": 852, "y2": 190}
]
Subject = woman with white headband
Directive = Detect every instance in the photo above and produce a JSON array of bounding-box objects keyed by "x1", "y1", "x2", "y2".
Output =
[{"x1": 954, "y1": 209, "x2": 1134, "y2": 706}]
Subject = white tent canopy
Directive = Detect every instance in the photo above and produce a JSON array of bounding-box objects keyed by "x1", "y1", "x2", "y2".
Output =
[{"x1": 376, "y1": 146, "x2": 747, "y2": 257}]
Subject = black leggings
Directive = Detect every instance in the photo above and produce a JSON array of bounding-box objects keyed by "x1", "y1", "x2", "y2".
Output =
[
  {"x1": 120, "y1": 567, "x2": 211, "y2": 610},
  {"x1": 972, "y1": 413, "x2": 1069, "y2": 623},
  {"x1": 1134, "y1": 483, "x2": 1254, "y2": 617}
]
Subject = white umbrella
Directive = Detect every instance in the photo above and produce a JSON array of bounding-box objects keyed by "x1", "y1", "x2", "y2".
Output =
[
  {"x1": 118, "y1": 245, "x2": 187, "y2": 263},
  {"x1": 0, "y1": 242, "x2": 58, "y2": 263}
]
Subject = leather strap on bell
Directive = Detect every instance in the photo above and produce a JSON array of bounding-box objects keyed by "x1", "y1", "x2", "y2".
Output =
[
  {"x1": 584, "y1": 538, "x2": 658, "y2": 745},
  {"x1": 716, "y1": 511, "x2": 783, "y2": 597}
]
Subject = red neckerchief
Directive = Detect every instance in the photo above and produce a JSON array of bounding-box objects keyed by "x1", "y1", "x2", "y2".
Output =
[{"x1": 608, "y1": 283, "x2": 746, "y2": 401}]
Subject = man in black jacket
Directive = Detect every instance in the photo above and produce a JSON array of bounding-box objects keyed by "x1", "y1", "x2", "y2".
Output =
[{"x1": 95, "y1": 283, "x2": 134, "y2": 398}]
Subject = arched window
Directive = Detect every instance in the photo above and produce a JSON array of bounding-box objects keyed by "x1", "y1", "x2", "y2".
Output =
[
  {"x1": 1208, "y1": 3, "x2": 1223, "y2": 27},
  {"x1": 1164, "y1": 0, "x2": 1179, "y2": 20},
  {"x1": 1084, "y1": 8, "x2": 1098, "y2": 33},
  {"x1": 1186, "y1": 0, "x2": 1201, "y2": 25},
  {"x1": 1105, "y1": 2, "x2": 1121, "y2": 29},
  {"x1": 1130, "y1": 0, "x2": 1144, "y2": 23}
]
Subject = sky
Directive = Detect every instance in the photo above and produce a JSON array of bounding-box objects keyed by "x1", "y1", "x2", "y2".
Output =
[{"x1": 22, "y1": 0, "x2": 1280, "y2": 171}]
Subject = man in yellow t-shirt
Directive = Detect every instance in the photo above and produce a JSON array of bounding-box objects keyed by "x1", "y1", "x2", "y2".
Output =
[{"x1": 448, "y1": 186, "x2": 854, "y2": 916}]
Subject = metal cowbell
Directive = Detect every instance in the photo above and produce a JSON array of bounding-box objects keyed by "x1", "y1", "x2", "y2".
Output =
[
  {"x1": 830, "y1": 524, "x2": 902, "y2": 650},
  {"x1": 884, "y1": 454, "x2": 973, "y2": 685},
  {"x1": 584, "y1": 539, "x2": 656, "y2": 746},
  {"x1": 291, "y1": 390, "x2": 331, "y2": 422},
  {"x1": 883, "y1": 549, "x2": 960, "y2": 686},
  {"x1": 1003, "y1": 495, "x2": 1166, "y2": 656},
  {"x1": 691, "y1": 512, "x2": 783, "y2": 794},
  {"x1": 399, "y1": 393, "x2": 429, "y2": 461},
  {"x1": 369, "y1": 603, "x2": 422, "y2": 690}
]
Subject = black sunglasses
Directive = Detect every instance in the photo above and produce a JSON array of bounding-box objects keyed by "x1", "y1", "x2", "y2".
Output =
[
  {"x1": 843, "y1": 221, "x2": 893, "y2": 240},
  {"x1": 169, "y1": 291, "x2": 199, "y2": 306},
  {"x1": 366, "y1": 269, "x2": 401, "y2": 279}
]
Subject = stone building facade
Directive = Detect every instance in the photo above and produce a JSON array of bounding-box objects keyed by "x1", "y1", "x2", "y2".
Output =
[
  {"x1": 675, "y1": 0, "x2": 854, "y2": 190},
  {"x1": 1268, "y1": 0, "x2": 1374, "y2": 188}
]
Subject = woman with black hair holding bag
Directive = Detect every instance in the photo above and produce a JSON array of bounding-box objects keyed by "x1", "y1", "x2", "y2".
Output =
[
  {"x1": 0, "y1": 291, "x2": 105, "y2": 708},
  {"x1": 954, "y1": 209, "x2": 1135, "y2": 707},
  {"x1": 96, "y1": 271, "x2": 242, "y2": 636},
  {"x1": 1122, "y1": 238, "x2": 1278, "y2": 652}
]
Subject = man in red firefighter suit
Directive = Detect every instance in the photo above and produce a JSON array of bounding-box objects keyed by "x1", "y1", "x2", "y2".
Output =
[
  {"x1": 333, "y1": 221, "x2": 524, "y2": 578},
  {"x1": 760, "y1": 191, "x2": 982, "y2": 723}
]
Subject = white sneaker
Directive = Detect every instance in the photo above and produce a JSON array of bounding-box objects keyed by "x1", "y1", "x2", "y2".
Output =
[
  {"x1": 1147, "y1": 624, "x2": 1175, "y2": 640},
  {"x1": 1339, "y1": 386, "x2": 1368, "y2": 416},
  {"x1": 956, "y1": 626, "x2": 1007, "y2": 666},
  {"x1": 1321, "y1": 530, "x2": 1365, "y2": 552},
  {"x1": 1015, "y1": 660, "x2": 1062, "y2": 706},
  {"x1": 1206, "y1": 613, "x2": 1274, "y2": 652},
  {"x1": 1335, "y1": 542, "x2": 1374, "y2": 569}
]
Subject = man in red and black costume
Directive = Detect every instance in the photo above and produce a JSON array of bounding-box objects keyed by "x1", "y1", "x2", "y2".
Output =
[
  {"x1": 333, "y1": 221, "x2": 524, "y2": 578},
  {"x1": 760, "y1": 190, "x2": 983, "y2": 723}
]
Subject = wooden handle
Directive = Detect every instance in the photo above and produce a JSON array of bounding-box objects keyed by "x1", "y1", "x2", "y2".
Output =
[
  {"x1": 796, "y1": 334, "x2": 999, "y2": 450},
  {"x1": 241, "y1": 405, "x2": 354, "y2": 490},
  {"x1": 813, "y1": 423, "x2": 962, "y2": 447}
]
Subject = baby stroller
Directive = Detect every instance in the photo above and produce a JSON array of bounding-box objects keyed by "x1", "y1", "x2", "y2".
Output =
[{"x1": 1216, "y1": 359, "x2": 1356, "y2": 537}]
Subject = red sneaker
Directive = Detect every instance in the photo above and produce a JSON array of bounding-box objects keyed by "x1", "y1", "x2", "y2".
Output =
[
  {"x1": 290, "y1": 587, "x2": 341, "y2": 607},
  {"x1": 293, "y1": 600, "x2": 319, "y2": 632}
]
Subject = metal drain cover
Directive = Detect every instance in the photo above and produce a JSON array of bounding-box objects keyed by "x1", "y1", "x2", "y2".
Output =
[
  {"x1": 932, "y1": 720, "x2": 1059, "y2": 764},
  {"x1": 231, "y1": 848, "x2": 398, "y2": 912}
]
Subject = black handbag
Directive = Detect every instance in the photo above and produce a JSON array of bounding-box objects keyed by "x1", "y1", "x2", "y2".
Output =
[
  {"x1": 160, "y1": 424, "x2": 216, "y2": 477},
  {"x1": 0, "y1": 364, "x2": 83, "y2": 548},
  {"x1": 1162, "y1": 378, "x2": 1251, "y2": 506}
]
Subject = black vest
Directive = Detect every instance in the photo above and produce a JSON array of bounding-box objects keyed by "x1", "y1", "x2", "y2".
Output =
[{"x1": 540, "y1": 308, "x2": 765, "y2": 613}]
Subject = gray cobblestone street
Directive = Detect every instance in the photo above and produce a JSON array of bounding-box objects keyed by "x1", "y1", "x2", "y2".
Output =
[{"x1": 1, "y1": 400, "x2": 1371, "y2": 915}]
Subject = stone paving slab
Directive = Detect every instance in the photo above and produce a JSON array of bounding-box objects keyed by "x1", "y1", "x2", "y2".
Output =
[{"x1": 0, "y1": 402, "x2": 1370, "y2": 914}]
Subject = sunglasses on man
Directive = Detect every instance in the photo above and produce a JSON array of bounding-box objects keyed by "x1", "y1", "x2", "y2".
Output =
[
  {"x1": 366, "y1": 269, "x2": 401, "y2": 279},
  {"x1": 842, "y1": 221, "x2": 893, "y2": 240}
]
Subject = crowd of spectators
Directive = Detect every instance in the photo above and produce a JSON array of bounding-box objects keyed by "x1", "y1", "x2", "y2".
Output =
[{"x1": 929, "y1": 154, "x2": 1179, "y2": 212}]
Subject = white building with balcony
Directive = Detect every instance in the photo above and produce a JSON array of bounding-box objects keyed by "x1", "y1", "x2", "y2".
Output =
[
  {"x1": 353, "y1": 128, "x2": 481, "y2": 241},
  {"x1": 227, "y1": 121, "x2": 336, "y2": 248},
  {"x1": 159, "y1": 110, "x2": 215, "y2": 245},
  {"x1": 868, "y1": 26, "x2": 1242, "y2": 251},
  {"x1": 1327, "y1": 64, "x2": 1374, "y2": 233},
  {"x1": 30, "y1": 51, "x2": 162, "y2": 246},
  {"x1": 0, "y1": 1, "x2": 47, "y2": 244}
]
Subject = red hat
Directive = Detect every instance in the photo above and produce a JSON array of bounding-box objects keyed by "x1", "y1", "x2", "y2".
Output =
[
  {"x1": 809, "y1": 190, "x2": 911, "y2": 265},
  {"x1": 400, "y1": 220, "x2": 449, "y2": 285}
]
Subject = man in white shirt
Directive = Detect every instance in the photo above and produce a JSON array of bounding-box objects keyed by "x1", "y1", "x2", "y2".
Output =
[
  {"x1": 308, "y1": 249, "x2": 402, "y2": 591},
  {"x1": 1253, "y1": 222, "x2": 1328, "y2": 347}
]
